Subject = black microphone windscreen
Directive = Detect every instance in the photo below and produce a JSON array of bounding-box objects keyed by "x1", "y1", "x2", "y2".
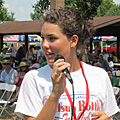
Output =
[
  {"x1": 54, "y1": 55, "x2": 73, "y2": 84},
  {"x1": 54, "y1": 55, "x2": 65, "y2": 62}
]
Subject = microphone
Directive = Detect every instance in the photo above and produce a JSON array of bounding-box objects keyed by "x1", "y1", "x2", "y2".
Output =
[{"x1": 54, "y1": 55, "x2": 73, "y2": 84}]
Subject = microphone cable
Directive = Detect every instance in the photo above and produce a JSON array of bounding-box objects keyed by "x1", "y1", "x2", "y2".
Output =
[{"x1": 71, "y1": 82, "x2": 75, "y2": 120}]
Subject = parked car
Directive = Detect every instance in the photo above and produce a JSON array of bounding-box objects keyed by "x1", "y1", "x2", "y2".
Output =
[{"x1": 103, "y1": 42, "x2": 117, "y2": 53}]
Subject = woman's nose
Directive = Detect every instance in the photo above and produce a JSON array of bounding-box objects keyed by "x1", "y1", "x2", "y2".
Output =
[{"x1": 42, "y1": 39, "x2": 49, "y2": 49}]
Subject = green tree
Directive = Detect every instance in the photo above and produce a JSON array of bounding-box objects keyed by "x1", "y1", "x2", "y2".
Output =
[
  {"x1": 65, "y1": 0, "x2": 102, "y2": 20},
  {"x1": 30, "y1": 0, "x2": 50, "y2": 20},
  {"x1": 30, "y1": 0, "x2": 102, "y2": 20},
  {"x1": 96, "y1": 0, "x2": 115, "y2": 17},
  {"x1": 105, "y1": 4, "x2": 120, "y2": 16},
  {"x1": 0, "y1": 0, "x2": 15, "y2": 21}
]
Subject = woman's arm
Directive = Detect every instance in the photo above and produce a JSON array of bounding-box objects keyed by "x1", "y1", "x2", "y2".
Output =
[
  {"x1": 12, "y1": 73, "x2": 20, "y2": 84},
  {"x1": 24, "y1": 59, "x2": 67, "y2": 120}
]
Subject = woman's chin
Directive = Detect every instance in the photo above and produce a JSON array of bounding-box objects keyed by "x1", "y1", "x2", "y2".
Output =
[{"x1": 47, "y1": 60, "x2": 54, "y2": 67}]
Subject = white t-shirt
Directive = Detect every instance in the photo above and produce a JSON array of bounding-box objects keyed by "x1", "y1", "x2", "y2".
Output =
[{"x1": 15, "y1": 62, "x2": 119, "y2": 119}]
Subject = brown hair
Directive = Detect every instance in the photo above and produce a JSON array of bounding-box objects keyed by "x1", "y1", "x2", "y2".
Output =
[{"x1": 43, "y1": 7, "x2": 94, "y2": 48}]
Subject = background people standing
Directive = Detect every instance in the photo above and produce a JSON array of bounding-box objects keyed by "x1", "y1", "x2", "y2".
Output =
[
  {"x1": 7, "y1": 44, "x2": 16, "y2": 57},
  {"x1": 0, "y1": 46, "x2": 8, "y2": 63}
]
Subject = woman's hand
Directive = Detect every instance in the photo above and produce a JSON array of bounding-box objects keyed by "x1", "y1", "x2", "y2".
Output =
[
  {"x1": 91, "y1": 112, "x2": 111, "y2": 120},
  {"x1": 51, "y1": 59, "x2": 70, "y2": 98}
]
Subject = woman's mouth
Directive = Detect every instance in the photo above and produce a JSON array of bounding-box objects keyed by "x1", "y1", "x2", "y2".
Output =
[{"x1": 45, "y1": 53, "x2": 55, "y2": 59}]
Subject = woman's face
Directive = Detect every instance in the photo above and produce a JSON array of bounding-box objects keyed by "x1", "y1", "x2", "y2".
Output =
[
  {"x1": 20, "y1": 66, "x2": 26, "y2": 71},
  {"x1": 41, "y1": 22, "x2": 73, "y2": 66}
]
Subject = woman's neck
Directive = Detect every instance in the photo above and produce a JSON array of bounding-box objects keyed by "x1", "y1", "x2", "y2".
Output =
[{"x1": 69, "y1": 58, "x2": 80, "y2": 72}]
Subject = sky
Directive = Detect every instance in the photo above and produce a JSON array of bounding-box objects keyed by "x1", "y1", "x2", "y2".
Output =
[{"x1": 3, "y1": 0, "x2": 120, "y2": 21}]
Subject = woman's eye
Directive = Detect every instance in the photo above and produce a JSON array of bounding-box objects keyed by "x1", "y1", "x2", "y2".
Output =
[{"x1": 49, "y1": 37, "x2": 56, "y2": 42}]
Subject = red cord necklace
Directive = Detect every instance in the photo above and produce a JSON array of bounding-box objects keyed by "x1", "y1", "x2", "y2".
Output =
[{"x1": 65, "y1": 61, "x2": 89, "y2": 120}]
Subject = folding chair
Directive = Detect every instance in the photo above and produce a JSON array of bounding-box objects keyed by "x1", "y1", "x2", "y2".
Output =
[
  {"x1": 0, "y1": 83, "x2": 8, "y2": 101},
  {"x1": 0, "y1": 83, "x2": 16, "y2": 118}
]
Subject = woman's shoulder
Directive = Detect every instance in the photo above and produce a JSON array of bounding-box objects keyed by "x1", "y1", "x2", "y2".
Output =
[{"x1": 82, "y1": 62, "x2": 107, "y2": 75}]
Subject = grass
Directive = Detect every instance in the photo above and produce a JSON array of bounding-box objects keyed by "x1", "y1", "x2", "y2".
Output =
[{"x1": 0, "y1": 105, "x2": 22, "y2": 120}]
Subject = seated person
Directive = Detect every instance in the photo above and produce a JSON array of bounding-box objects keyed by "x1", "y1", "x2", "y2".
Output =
[
  {"x1": 0, "y1": 59, "x2": 18, "y2": 100},
  {"x1": 1, "y1": 59, "x2": 18, "y2": 84},
  {"x1": 26, "y1": 56, "x2": 33, "y2": 66},
  {"x1": 107, "y1": 70, "x2": 120, "y2": 101},
  {"x1": 107, "y1": 70, "x2": 119, "y2": 87},
  {"x1": 9, "y1": 62, "x2": 28, "y2": 104}
]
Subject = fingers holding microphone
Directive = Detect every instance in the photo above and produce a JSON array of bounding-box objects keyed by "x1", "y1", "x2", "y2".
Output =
[
  {"x1": 51, "y1": 58, "x2": 71, "y2": 96},
  {"x1": 52, "y1": 58, "x2": 70, "y2": 82}
]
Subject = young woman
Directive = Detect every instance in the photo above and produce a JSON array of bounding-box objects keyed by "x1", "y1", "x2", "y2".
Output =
[{"x1": 15, "y1": 7, "x2": 119, "y2": 120}]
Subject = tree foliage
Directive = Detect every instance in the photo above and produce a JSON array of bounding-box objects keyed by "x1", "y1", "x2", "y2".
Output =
[
  {"x1": 105, "y1": 4, "x2": 120, "y2": 16},
  {"x1": 96, "y1": 0, "x2": 115, "y2": 17},
  {"x1": 65, "y1": 0, "x2": 102, "y2": 20},
  {"x1": 30, "y1": 0, "x2": 102, "y2": 20},
  {"x1": 30, "y1": 0, "x2": 50, "y2": 20},
  {"x1": 0, "y1": 0, "x2": 15, "y2": 21},
  {"x1": 30, "y1": 0, "x2": 120, "y2": 20}
]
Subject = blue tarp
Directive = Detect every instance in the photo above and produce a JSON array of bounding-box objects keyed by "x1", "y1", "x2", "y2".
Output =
[{"x1": 18, "y1": 35, "x2": 40, "y2": 42}]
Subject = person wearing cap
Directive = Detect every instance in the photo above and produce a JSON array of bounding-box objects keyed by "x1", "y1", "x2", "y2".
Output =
[
  {"x1": 0, "y1": 46, "x2": 8, "y2": 63},
  {"x1": 13, "y1": 62, "x2": 28, "y2": 87},
  {"x1": 29, "y1": 63, "x2": 40, "y2": 70},
  {"x1": 1, "y1": 59, "x2": 18, "y2": 84},
  {"x1": 0, "y1": 59, "x2": 18, "y2": 99},
  {"x1": 9, "y1": 61, "x2": 28, "y2": 104}
]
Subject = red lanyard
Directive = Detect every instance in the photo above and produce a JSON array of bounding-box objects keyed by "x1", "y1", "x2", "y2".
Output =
[{"x1": 65, "y1": 61, "x2": 89, "y2": 120}]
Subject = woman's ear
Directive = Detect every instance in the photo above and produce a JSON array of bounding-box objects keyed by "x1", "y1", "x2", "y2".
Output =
[{"x1": 70, "y1": 35, "x2": 78, "y2": 48}]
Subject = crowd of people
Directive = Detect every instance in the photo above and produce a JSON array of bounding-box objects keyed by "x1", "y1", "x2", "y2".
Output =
[
  {"x1": 0, "y1": 7, "x2": 120, "y2": 120},
  {"x1": 0, "y1": 43, "x2": 46, "y2": 106},
  {"x1": 77, "y1": 47, "x2": 119, "y2": 71}
]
